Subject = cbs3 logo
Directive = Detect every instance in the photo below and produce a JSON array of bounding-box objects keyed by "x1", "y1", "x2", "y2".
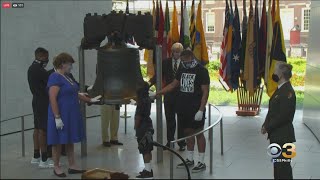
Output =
[{"x1": 267, "y1": 143, "x2": 296, "y2": 159}]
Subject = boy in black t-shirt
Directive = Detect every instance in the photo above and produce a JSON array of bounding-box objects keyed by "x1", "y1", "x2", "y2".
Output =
[
  {"x1": 155, "y1": 50, "x2": 210, "y2": 173},
  {"x1": 133, "y1": 81, "x2": 154, "y2": 179}
]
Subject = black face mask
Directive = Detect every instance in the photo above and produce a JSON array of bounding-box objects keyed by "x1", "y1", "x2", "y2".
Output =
[{"x1": 272, "y1": 74, "x2": 280, "y2": 82}]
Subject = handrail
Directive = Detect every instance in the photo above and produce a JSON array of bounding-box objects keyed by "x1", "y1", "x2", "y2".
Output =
[
  {"x1": 1, "y1": 113, "x2": 33, "y2": 123},
  {"x1": 170, "y1": 104, "x2": 222, "y2": 143},
  {"x1": 169, "y1": 103, "x2": 224, "y2": 179}
]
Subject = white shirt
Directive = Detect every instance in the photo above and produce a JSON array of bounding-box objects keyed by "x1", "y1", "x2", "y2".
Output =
[
  {"x1": 172, "y1": 58, "x2": 181, "y2": 70},
  {"x1": 278, "y1": 81, "x2": 288, "y2": 89}
]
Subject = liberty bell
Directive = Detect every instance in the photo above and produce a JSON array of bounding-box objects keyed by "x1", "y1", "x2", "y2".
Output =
[{"x1": 81, "y1": 11, "x2": 154, "y2": 105}]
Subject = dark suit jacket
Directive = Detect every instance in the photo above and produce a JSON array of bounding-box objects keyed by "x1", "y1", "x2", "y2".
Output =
[
  {"x1": 149, "y1": 57, "x2": 181, "y2": 99},
  {"x1": 263, "y1": 82, "x2": 296, "y2": 143}
]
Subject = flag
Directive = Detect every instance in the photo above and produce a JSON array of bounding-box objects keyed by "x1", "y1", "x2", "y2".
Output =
[
  {"x1": 271, "y1": 0, "x2": 276, "y2": 25},
  {"x1": 189, "y1": 0, "x2": 196, "y2": 50},
  {"x1": 219, "y1": 0, "x2": 231, "y2": 91},
  {"x1": 230, "y1": 0, "x2": 241, "y2": 90},
  {"x1": 193, "y1": 0, "x2": 209, "y2": 65},
  {"x1": 171, "y1": 0, "x2": 180, "y2": 45},
  {"x1": 259, "y1": 0, "x2": 267, "y2": 83},
  {"x1": 267, "y1": 0, "x2": 287, "y2": 96},
  {"x1": 163, "y1": 0, "x2": 170, "y2": 59},
  {"x1": 243, "y1": 0, "x2": 255, "y2": 94},
  {"x1": 125, "y1": 0, "x2": 129, "y2": 14},
  {"x1": 183, "y1": 0, "x2": 191, "y2": 48},
  {"x1": 264, "y1": 0, "x2": 273, "y2": 87},
  {"x1": 144, "y1": 0, "x2": 156, "y2": 78},
  {"x1": 155, "y1": 0, "x2": 159, "y2": 39},
  {"x1": 253, "y1": 0, "x2": 260, "y2": 88},
  {"x1": 179, "y1": 0, "x2": 184, "y2": 46},
  {"x1": 157, "y1": 0, "x2": 164, "y2": 45},
  {"x1": 239, "y1": 0, "x2": 247, "y2": 84}
]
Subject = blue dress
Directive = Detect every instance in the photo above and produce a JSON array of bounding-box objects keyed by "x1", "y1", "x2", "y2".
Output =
[{"x1": 47, "y1": 72, "x2": 85, "y2": 145}]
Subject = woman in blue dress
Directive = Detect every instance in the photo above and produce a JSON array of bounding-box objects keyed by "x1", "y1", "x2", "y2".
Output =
[{"x1": 47, "y1": 53, "x2": 101, "y2": 177}]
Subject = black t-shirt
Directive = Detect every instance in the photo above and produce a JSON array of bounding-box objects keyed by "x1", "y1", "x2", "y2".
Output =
[
  {"x1": 175, "y1": 63, "x2": 210, "y2": 109},
  {"x1": 135, "y1": 97, "x2": 152, "y2": 125},
  {"x1": 27, "y1": 61, "x2": 49, "y2": 98}
]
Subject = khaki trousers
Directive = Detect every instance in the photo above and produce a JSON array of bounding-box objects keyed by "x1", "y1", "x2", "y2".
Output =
[{"x1": 100, "y1": 105, "x2": 120, "y2": 142}]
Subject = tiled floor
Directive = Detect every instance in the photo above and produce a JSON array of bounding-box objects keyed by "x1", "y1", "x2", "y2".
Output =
[{"x1": 1, "y1": 105, "x2": 319, "y2": 179}]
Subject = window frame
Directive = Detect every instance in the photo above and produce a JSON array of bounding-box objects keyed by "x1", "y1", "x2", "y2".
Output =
[
  {"x1": 301, "y1": 7, "x2": 311, "y2": 32},
  {"x1": 206, "y1": 12, "x2": 216, "y2": 33}
]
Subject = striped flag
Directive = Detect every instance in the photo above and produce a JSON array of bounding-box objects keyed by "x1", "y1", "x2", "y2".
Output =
[
  {"x1": 163, "y1": 0, "x2": 170, "y2": 59},
  {"x1": 219, "y1": 0, "x2": 231, "y2": 91},
  {"x1": 193, "y1": 0, "x2": 209, "y2": 65},
  {"x1": 264, "y1": 0, "x2": 273, "y2": 88},
  {"x1": 189, "y1": 0, "x2": 196, "y2": 50},
  {"x1": 267, "y1": 0, "x2": 287, "y2": 97}
]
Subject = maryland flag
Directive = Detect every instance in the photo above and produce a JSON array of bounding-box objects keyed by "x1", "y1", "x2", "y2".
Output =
[
  {"x1": 144, "y1": 0, "x2": 156, "y2": 78},
  {"x1": 193, "y1": 0, "x2": 209, "y2": 65},
  {"x1": 189, "y1": 0, "x2": 196, "y2": 50},
  {"x1": 267, "y1": 0, "x2": 287, "y2": 97}
]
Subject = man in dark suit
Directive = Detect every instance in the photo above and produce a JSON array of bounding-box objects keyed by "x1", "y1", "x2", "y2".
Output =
[
  {"x1": 150, "y1": 43, "x2": 186, "y2": 151},
  {"x1": 261, "y1": 63, "x2": 296, "y2": 179}
]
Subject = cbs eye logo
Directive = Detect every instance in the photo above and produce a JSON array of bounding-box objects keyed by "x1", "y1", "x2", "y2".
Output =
[{"x1": 267, "y1": 143, "x2": 296, "y2": 159}]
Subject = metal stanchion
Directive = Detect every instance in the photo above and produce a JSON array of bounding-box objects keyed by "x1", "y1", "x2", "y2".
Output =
[
  {"x1": 21, "y1": 116, "x2": 25, "y2": 157},
  {"x1": 79, "y1": 46, "x2": 87, "y2": 157},
  {"x1": 155, "y1": 45, "x2": 163, "y2": 163},
  {"x1": 170, "y1": 142, "x2": 174, "y2": 179},
  {"x1": 220, "y1": 118, "x2": 224, "y2": 155},
  {"x1": 120, "y1": 104, "x2": 130, "y2": 134},
  {"x1": 209, "y1": 105, "x2": 213, "y2": 174}
]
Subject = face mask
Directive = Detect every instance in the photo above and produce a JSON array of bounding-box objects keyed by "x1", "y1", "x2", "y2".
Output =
[
  {"x1": 272, "y1": 74, "x2": 280, "y2": 82},
  {"x1": 64, "y1": 64, "x2": 73, "y2": 73},
  {"x1": 183, "y1": 61, "x2": 193, "y2": 68}
]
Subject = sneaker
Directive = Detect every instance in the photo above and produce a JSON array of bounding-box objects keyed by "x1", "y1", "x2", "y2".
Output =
[
  {"x1": 47, "y1": 158, "x2": 54, "y2": 168},
  {"x1": 176, "y1": 159, "x2": 194, "y2": 169},
  {"x1": 30, "y1": 157, "x2": 40, "y2": 164},
  {"x1": 136, "y1": 169, "x2": 153, "y2": 179},
  {"x1": 191, "y1": 162, "x2": 206, "y2": 173},
  {"x1": 39, "y1": 160, "x2": 53, "y2": 168}
]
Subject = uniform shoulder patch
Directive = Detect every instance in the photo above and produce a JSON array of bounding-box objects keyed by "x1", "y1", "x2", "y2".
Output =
[{"x1": 288, "y1": 91, "x2": 293, "y2": 99}]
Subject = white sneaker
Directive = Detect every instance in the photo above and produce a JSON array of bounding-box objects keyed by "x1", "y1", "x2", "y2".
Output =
[
  {"x1": 47, "y1": 158, "x2": 54, "y2": 168},
  {"x1": 31, "y1": 157, "x2": 40, "y2": 164},
  {"x1": 39, "y1": 160, "x2": 53, "y2": 168}
]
